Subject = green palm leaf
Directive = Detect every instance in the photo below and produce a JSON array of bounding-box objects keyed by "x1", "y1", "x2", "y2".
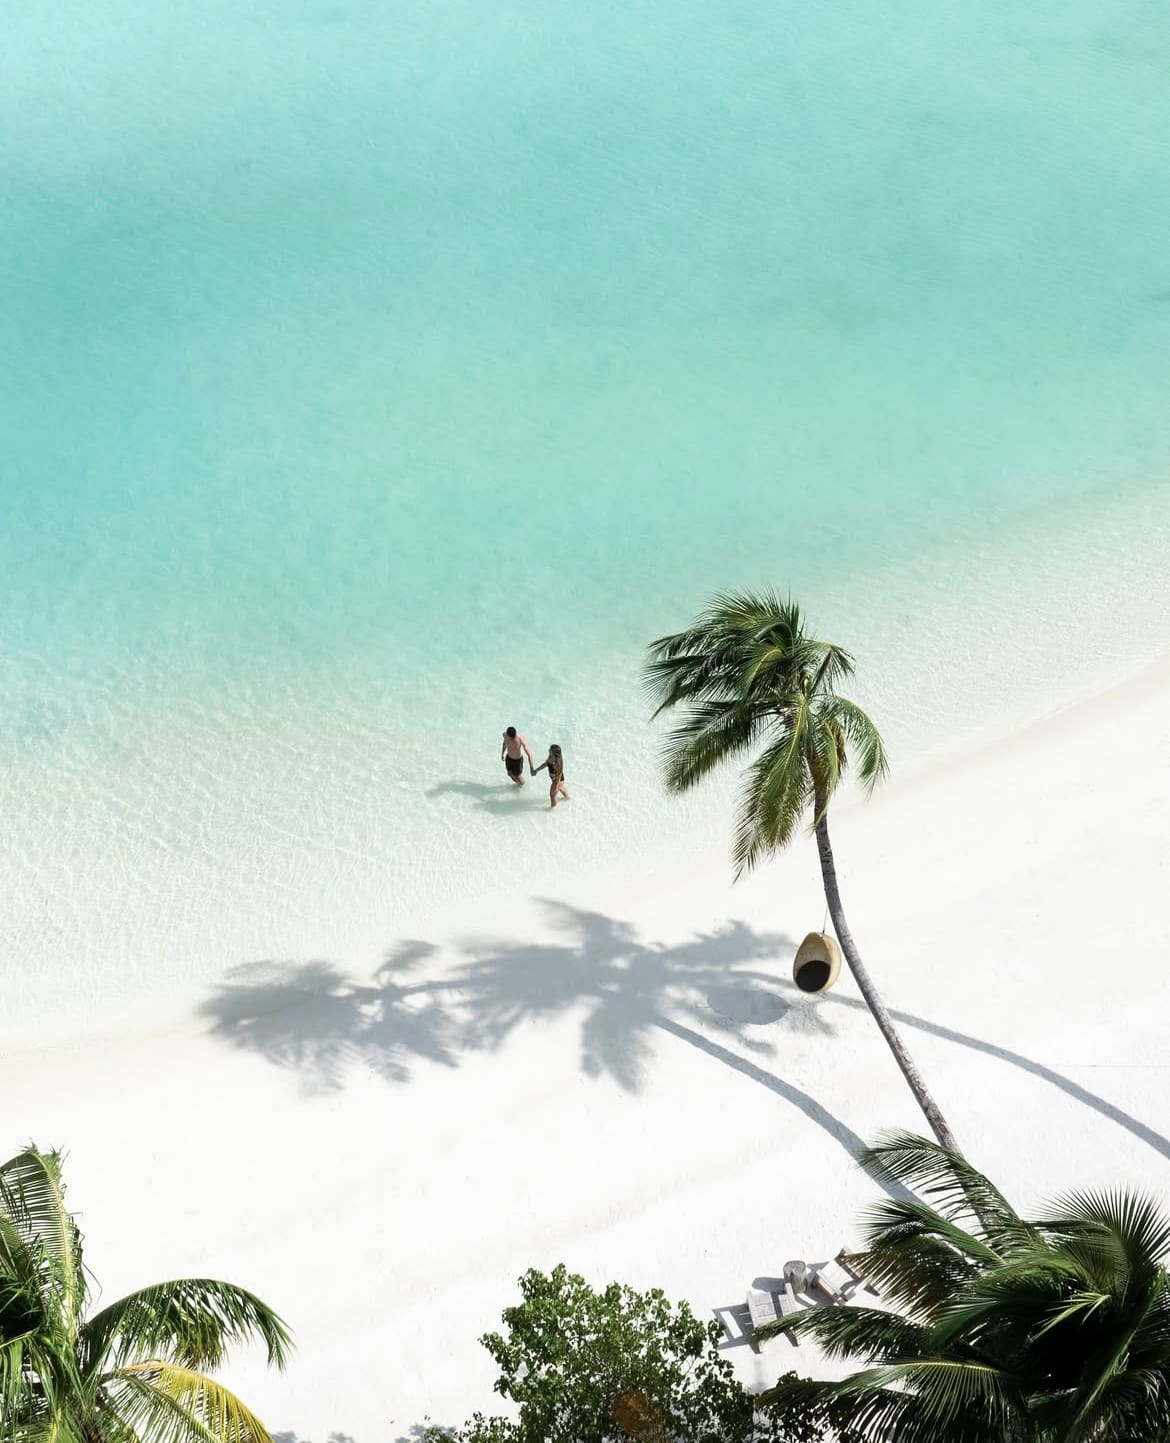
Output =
[
  {"x1": 859, "y1": 1196, "x2": 1001, "y2": 1264},
  {"x1": 731, "y1": 719, "x2": 811, "y2": 875},
  {"x1": 0, "y1": 1148, "x2": 289, "y2": 1443},
  {"x1": 765, "y1": 1304, "x2": 930, "y2": 1363},
  {"x1": 821, "y1": 696, "x2": 889, "y2": 790},
  {"x1": 0, "y1": 1150, "x2": 85, "y2": 1332},
  {"x1": 763, "y1": 1137, "x2": 1170, "y2": 1443},
  {"x1": 763, "y1": 1370, "x2": 999, "y2": 1443},
  {"x1": 81, "y1": 1279, "x2": 291, "y2": 1376},
  {"x1": 860, "y1": 1133, "x2": 1031, "y2": 1249},
  {"x1": 103, "y1": 1362, "x2": 273, "y2": 1443},
  {"x1": 658, "y1": 701, "x2": 764, "y2": 793},
  {"x1": 1043, "y1": 1188, "x2": 1170, "y2": 1270},
  {"x1": 840, "y1": 1357, "x2": 1026, "y2": 1436}
]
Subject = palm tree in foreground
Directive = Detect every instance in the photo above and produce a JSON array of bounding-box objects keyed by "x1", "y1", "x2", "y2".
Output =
[
  {"x1": 0, "y1": 1145, "x2": 291, "y2": 1443},
  {"x1": 764, "y1": 1133, "x2": 1170, "y2": 1443},
  {"x1": 645, "y1": 591, "x2": 958, "y2": 1151}
]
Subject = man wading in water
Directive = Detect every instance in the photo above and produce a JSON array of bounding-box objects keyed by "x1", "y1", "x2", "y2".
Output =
[{"x1": 501, "y1": 726, "x2": 534, "y2": 786}]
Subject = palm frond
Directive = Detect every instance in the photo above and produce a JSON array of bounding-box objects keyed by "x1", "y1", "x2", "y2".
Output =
[
  {"x1": 81, "y1": 1280, "x2": 291, "y2": 1377},
  {"x1": 1041, "y1": 1188, "x2": 1170, "y2": 1272},
  {"x1": 0, "y1": 1398, "x2": 89, "y2": 1443},
  {"x1": 102, "y1": 1362, "x2": 273, "y2": 1443},
  {"x1": 658, "y1": 701, "x2": 764, "y2": 795},
  {"x1": 730, "y1": 725, "x2": 811, "y2": 876},
  {"x1": 841, "y1": 1357, "x2": 1025, "y2": 1435},
  {"x1": 0, "y1": 1230, "x2": 72, "y2": 1424},
  {"x1": 645, "y1": 591, "x2": 798, "y2": 713},
  {"x1": 822, "y1": 696, "x2": 889, "y2": 791},
  {"x1": 0, "y1": 1149, "x2": 85, "y2": 1329},
  {"x1": 1056, "y1": 1270, "x2": 1170, "y2": 1443},
  {"x1": 643, "y1": 638, "x2": 745, "y2": 715},
  {"x1": 807, "y1": 715, "x2": 844, "y2": 825},
  {"x1": 930, "y1": 1252, "x2": 1100, "y2": 1352},
  {"x1": 0, "y1": 1148, "x2": 284, "y2": 1443},
  {"x1": 859, "y1": 1197, "x2": 1000, "y2": 1264},
  {"x1": 738, "y1": 628, "x2": 835, "y2": 700},
  {"x1": 645, "y1": 592, "x2": 889, "y2": 901},
  {"x1": 702, "y1": 588, "x2": 802, "y2": 640},
  {"x1": 0, "y1": 1211, "x2": 33, "y2": 1276},
  {"x1": 807, "y1": 638, "x2": 857, "y2": 693},
  {"x1": 1046, "y1": 1228, "x2": 1135, "y2": 1296},
  {"x1": 860, "y1": 1134, "x2": 1030, "y2": 1250},
  {"x1": 0, "y1": 1338, "x2": 88, "y2": 1443},
  {"x1": 1069, "y1": 1363, "x2": 1170, "y2": 1443},
  {"x1": 0, "y1": 1223, "x2": 55, "y2": 1335},
  {"x1": 762, "y1": 1372, "x2": 990, "y2": 1443},
  {"x1": 0, "y1": 1335, "x2": 45, "y2": 1435},
  {"x1": 1033, "y1": 1287, "x2": 1113, "y2": 1336},
  {"x1": 848, "y1": 1206, "x2": 995, "y2": 1319},
  {"x1": 767, "y1": 1304, "x2": 931, "y2": 1364}
]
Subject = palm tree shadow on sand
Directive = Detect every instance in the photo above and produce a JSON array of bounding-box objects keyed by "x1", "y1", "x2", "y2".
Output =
[
  {"x1": 198, "y1": 903, "x2": 882, "y2": 1162},
  {"x1": 447, "y1": 903, "x2": 872, "y2": 1158},
  {"x1": 199, "y1": 901, "x2": 1170, "y2": 1169},
  {"x1": 199, "y1": 940, "x2": 460, "y2": 1091}
]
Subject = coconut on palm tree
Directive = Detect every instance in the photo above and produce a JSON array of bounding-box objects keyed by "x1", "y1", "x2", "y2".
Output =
[
  {"x1": 763, "y1": 1132, "x2": 1170, "y2": 1443},
  {"x1": 0, "y1": 1145, "x2": 291, "y2": 1443},
  {"x1": 645, "y1": 591, "x2": 957, "y2": 1151}
]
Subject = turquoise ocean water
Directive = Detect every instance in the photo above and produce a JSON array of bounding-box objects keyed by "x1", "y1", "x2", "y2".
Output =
[{"x1": 3, "y1": 0, "x2": 1170, "y2": 1024}]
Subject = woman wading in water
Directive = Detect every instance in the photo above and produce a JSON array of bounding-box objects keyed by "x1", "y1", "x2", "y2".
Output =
[{"x1": 532, "y1": 744, "x2": 570, "y2": 808}]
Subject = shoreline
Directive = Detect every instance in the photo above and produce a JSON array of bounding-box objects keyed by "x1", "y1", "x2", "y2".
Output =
[
  {"x1": 7, "y1": 639, "x2": 1168, "y2": 1058},
  {"x1": 4, "y1": 647, "x2": 1170, "y2": 1439},
  {"x1": 5, "y1": 472, "x2": 1170, "y2": 1035}
]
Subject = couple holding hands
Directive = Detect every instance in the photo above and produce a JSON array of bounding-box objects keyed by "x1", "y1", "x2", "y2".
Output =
[{"x1": 501, "y1": 726, "x2": 570, "y2": 808}]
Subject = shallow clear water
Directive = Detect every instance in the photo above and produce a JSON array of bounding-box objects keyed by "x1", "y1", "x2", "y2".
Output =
[{"x1": 3, "y1": 0, "x2": 1170, "y2": 1017}]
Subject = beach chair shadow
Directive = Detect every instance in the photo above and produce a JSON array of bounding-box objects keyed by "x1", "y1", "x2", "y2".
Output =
[
  {"x1": 724, "y1": 1275, "x2": 807, "y2": 1350},
  {"x1": 712, "y1": 1300, "x2": 756, "y2": 1351}
]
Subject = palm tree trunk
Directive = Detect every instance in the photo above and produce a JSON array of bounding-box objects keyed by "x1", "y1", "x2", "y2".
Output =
[{"x1": 814, "y1": 805, "x2": 961, "y2": 1154}]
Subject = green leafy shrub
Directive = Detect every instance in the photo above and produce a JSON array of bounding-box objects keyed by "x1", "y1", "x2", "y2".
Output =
[{"x1": 443, "y1": 1264, "x2": 762, "y2": 1443}]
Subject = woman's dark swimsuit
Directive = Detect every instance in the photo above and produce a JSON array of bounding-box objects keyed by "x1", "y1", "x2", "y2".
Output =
[{"x1": 505, "y1": 754, "x2": 524, "y2": 778}]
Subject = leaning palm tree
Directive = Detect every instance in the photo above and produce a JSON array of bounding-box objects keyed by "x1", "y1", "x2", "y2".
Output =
[
  {"x1": 763, "y1": 1133, "x2": 1170, "y2": 1443},
  {"x1": 645, "y1": 592, "x2": 957, "y2": 1150},
  {"x1": 0, "y1": 1145, "x2": 291, "y2": 1443}
]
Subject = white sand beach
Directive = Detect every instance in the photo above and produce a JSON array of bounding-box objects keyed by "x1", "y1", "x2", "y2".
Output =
[{"x1": 4, "y1": 654, "x2": 1169, "y2": 1443}]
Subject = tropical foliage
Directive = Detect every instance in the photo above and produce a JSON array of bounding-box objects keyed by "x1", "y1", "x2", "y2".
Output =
[
  {"x1": 645, "y1": 591, "x2": 958, "y2": 1151},
  {"x1": 0, "y1": 1145, "x2": 291, "y2": 1443},
  {"x1": 645, "y1": 591, "x2": 886, "y2": 875},
  {"x1": 764, "y1": 1133, "x2": 1170, "y2": 1443},
  {"x1": 430, "y1": 1263, "x2": 774, "y2": 1443}
]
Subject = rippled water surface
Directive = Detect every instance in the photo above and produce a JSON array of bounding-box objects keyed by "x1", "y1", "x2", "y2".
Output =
[{"x1": 3, "y1": 0, "x2": 1170, "y2": 1016}]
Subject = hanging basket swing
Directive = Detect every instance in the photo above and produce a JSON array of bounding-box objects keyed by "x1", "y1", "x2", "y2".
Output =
[{"x1": 793, "y1": 930, "x2": 841, "y2": 994}]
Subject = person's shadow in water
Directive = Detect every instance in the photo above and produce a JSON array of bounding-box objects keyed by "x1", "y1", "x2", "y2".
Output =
[{"x1": 426, "y1": 779, "x2": 543, "y2": 815}]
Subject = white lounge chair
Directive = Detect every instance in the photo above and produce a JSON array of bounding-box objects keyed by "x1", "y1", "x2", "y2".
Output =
[
  {"x1": 747, "y1": 1284, "x2": 800, "y2": 1348},
  {"x1": 747, "y1": 1287, "x2": 778, "y2": 1330},
  {"x1": 777, "y1": 1281, "x2": 801, "y2": 1332},
  {"x1": 809, "y1": 1257, "x2": 858, "y2": 1304}
]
